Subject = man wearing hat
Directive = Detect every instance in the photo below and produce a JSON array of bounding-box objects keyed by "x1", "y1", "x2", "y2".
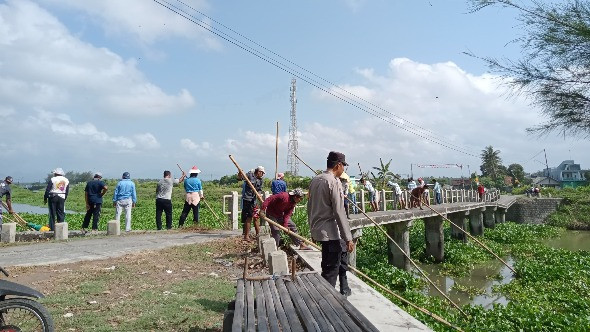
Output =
[
  {"x1": 113, "y1": 172, "x2": 137, "y2": 232},
  {"x1": 307, "y1": 151, "x2": 354, "y2": 296},
  {"x1": 261, "y1": 188, "x2": 310, "y2": 250},
  {"x1": 0, "y1": 176, "x2": 15, "y2": 226},
  {"x1": 179, "y1": 166, "x2": 203, "y2": 227},
  {"x1": 82, "y1": 172, "x2": 108, "y2": 233},
  {"x1": 271, "y1": 172, "x2": 287, "y2": 195},
  {"x1": 237, "y1": 166, "x2": 265, "y2": 241},
  {"x1": 44, "y1": 168, "x2": 69, "y2": 231}
]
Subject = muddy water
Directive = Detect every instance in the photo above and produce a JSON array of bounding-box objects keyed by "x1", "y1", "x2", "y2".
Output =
[{"x1": 419, "y1": 230, "x2": 590, "y2": 308}]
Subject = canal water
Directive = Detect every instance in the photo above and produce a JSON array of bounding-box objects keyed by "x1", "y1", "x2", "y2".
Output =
[{"x1": 420, "y1": 230, "x2": 590, "y2": 308}]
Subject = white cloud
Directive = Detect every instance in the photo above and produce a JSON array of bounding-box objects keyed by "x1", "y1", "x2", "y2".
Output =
[
  {"x1": 36, "y1": 0, "x2": 219, "y2": 48},
  {"x1": 180, "y1": 138, "x2": 212, "y2": 154},
  {"x1": 0, "y1": 0, "x2": 196, "y2": 116}
]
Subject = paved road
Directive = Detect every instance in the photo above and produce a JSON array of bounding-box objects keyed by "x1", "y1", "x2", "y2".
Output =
[{"x1": 0, "y1": 230, "x2": 240, "y2": 267}]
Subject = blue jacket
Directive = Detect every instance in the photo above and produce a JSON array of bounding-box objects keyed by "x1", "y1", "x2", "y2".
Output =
[
  {"x1": 184, "y1": 177, "x2": 203, "y2": 193},
  {"x1": 113, "y1": 179, "x2": 137, "y2": 203},
  {"x1": 271, "y1": 179, "x2": 287, "y2": 195}
]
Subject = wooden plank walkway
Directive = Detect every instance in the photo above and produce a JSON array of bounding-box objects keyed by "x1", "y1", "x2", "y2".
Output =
[{"x1": 229, "y1": 272, "x2": 380, "y2": 332}]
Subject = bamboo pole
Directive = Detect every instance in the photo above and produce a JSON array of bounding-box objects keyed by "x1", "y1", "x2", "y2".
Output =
[
  {"x1": 292, "y1": 153, "x2": 467, "y2": 317},
  {"x1": 275, "y1": 122, "x2": 279, "y2": 179},
  {"x1": 1, "y1": 201, "x2": 34, "y2": 230},
  {"x1": 228, "y1": 154, "x2": 463, "y2": 331}
]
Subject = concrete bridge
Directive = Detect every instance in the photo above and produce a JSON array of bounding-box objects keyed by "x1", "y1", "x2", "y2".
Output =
[{"x1": 347, "y1": 190, "x2": 518, "y2": 271}]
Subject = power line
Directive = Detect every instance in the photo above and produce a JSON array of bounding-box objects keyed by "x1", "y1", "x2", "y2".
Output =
[{"x1": 152, "y1": 0, "x2": 479, "y2": 157}]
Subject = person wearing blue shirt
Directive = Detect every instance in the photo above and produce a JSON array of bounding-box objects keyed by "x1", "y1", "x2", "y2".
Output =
[
  {"x1": 113, "y1": 171, "x2": 137, "y2": 232},
  {"x1": 271, "y1": 172, "x2": 287, "y2": 195},
  {"x1": 179, "y1": 166, "x2": 204, "y2": 227}
]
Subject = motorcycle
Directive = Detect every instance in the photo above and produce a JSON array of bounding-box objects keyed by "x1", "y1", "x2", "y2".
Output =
[{"x1": 0, "y1": 266, "x2": 54, "y2": 332}]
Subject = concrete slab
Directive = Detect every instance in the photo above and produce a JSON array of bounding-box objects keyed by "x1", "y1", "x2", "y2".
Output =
[
  {"x1": 0, "y1": 230, "x2": 240, "y2": 267},
  {"x1": 296, "y1": 248, "x2": 432, "y2": 331}
]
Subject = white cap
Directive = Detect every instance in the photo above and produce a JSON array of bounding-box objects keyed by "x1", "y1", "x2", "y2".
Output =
[{"x1": 54, "y1": 168, "x2": 65, "y2": 176}]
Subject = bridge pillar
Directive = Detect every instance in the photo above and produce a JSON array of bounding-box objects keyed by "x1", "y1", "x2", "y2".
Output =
[
  {"x1": 424, "y1": 216, "x2": 444, "y2": 262},
  {"x1": 483, "y1": 207, "x2": 497, "y2": 229},
  {"x1": 360, "y1": 189, "x2": 366, "y2": 213},
  {"x1": 380, "y1": 189, "x2": 387, "y2": 211},
  {"x1": 469, "y1": 208, "x2": 484, "y2": 236},
  {"x1": 385, "y1": 221, "x2": 412, "y2": 272},
  {"x1": 449, "y1": 212, "x2": 468, "y2": 242},
  {"x1": 495, "y1": 208, "x2": 506, "y2": 224},
  {"x1": 348, "y1": 229, "x2": 363, "y2": 270}
]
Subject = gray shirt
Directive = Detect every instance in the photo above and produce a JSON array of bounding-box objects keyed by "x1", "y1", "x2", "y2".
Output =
[
  {"x1": 307, "y1": 171, "x2": 352, "y2": 242},
  {"x1": 156, "y1": 178, "x2": 176, "y2": 200}
]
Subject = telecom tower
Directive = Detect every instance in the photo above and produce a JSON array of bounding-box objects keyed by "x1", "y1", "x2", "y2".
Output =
[{"x1": 287, "y1": 78, "x2": 299, "y2": 176}]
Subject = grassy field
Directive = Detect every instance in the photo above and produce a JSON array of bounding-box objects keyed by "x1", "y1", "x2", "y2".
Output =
[{"x1": 7, "y1": 181, "x2": 243, "y2": 231}]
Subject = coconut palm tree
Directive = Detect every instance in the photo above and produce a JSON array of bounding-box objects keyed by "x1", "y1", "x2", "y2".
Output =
[{"x1": 480, "y1": 146, "x2": 503, "y2": 179}]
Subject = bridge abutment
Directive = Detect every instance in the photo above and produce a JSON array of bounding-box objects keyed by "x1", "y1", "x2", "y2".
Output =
[
  {"x1": 424, "y1": 216, "x2": 444, "y2": 262},
  {"x1": 385, "y1": 221, "x2": 412, "y2": 271},
  {"x1": 469, "y1": 208, "x2": 484, "y2": 236}
]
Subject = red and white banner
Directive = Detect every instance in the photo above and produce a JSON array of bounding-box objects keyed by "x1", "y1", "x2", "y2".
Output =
[{"x1": 415, "y1": 164, "x2": 462, "y2": 168}]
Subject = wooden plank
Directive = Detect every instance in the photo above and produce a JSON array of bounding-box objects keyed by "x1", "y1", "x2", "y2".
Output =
[
  {"x1": 245, "y1": 280, "x2": 256, "y2": 332},
  {"x1": 309, "y1": 273, "x2": 380, "y2": 332},
  {"x1": 298, "y1": 274, "x2": 343, "y2": 332},
  {"x1": 274, "y1": 279, "x2": 305, "y2": 332},
  {"x1": 293, "y1": 276, "x2": 336, "y2": 332},
  {"x1": 305, "y1": 274, "x2": 361, "y2": 331},
  {"x1": 261, "y1": 280, "x2": 280, "y2": 332},
  {"x1": 254, "y1": 282, "x2": 269, "y2": 332},
  {"x1": 268, "y1": 279, "x2": 293, "y2": 332},
  {"x1": 284, "y1": 278, "x2": 322, "y2": 332},
  {"x1": 232, "y1": 279, "x2": 245, "y2": 332}
]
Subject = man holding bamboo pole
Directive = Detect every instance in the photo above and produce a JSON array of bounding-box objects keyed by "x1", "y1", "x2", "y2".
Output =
[
  {"x1": 237, "y1": 166, "x2": 265, "y2": 241},
  {"x1": 307, "y1": 151, "x2": 354, "y2": 296},
  {"x1": 0, "y1": 176, "x2": 14, "y2": 226}
]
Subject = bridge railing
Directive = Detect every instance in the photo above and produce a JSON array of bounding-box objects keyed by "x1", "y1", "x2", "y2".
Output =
[{"x1": 355, "y1": 188, "x2": 501, "y2": 213}]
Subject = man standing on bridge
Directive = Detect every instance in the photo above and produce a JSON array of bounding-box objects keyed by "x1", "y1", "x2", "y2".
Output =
[{"x1": 308, "y1": 151, "x2": 354, "y2": 296}]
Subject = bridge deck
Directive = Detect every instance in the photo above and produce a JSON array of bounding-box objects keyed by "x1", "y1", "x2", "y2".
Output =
[{"x1": 349, "y1": 196, "x2": 518, "y2": 230}]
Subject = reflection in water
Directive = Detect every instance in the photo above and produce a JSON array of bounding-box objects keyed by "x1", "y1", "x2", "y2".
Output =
[
  {"x1": 416, "y1": 230, "x2": 590, "y2": 309},
  {"x1": 547, "y1": 230, "x2": 590, "y2": 252},
  {"x1": 417, "y1": 258, "x2": 513, "y2": 308}
]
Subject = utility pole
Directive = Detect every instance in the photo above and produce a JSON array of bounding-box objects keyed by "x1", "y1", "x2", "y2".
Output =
[
  {"x1": 287, "y1": 78, "x2": 299, "y2": 176},
  {"x1": 544, "y1": 149, "x2": 550, "y2": 177}
]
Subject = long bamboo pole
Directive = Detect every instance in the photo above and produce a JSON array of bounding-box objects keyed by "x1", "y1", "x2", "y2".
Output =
[
  {"x1": 228, "y1": 154, "x2": 463, "y2": 331},
  {"x1": 1, "y1": 201, "x2": 33, "y2": 230},
  {"x1": 275, "y1": 122, "x2": 279, "y2": 179},
  {"x1": 292, "y1": 153, "x2": 467, "y2": 317}
]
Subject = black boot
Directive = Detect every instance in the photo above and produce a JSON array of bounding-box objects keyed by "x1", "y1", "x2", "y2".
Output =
[{"x1": 339, "y1": 275, "x2": 352, "y2": 297}]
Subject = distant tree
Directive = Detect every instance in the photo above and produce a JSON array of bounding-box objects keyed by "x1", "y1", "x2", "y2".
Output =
[
  {"x1": 468, "y1": 0, "x2": 590, "y2": 137},
  {"x1": 480, "y1": 146, "x2": 503, "y2": 179},
  {"x1": 507, "y1": 163, "x2": 526, "y2": 186},
  {"x1": 45, "y1": 171, "x2": 93, "y2": 184},
  {"x1": 218, "y1": 174, "x2": 239, "y2": 186}
]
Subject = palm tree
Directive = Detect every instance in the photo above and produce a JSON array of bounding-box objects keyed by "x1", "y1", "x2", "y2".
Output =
[{"x1": 480, "y1": 146, "x2": 503, "y2": 179}]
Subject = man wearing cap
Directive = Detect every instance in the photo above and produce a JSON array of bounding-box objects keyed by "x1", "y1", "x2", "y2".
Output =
[
  {"x1": 82, "y1": 172, "x2": 108, "y2": 233},
  {"x1": 0, "y1": 176, "x2": 15, "y2": 227},
  {"x1": 271, "y1": 173, "x2": 287, "y2": 195},
  {"x1": 44, "y1": 168, "x2": 69, "y2": 231},
  {"x1": 237, "y1": 166, "x2": 265, "y2": 241},
  {"x1": 261, "y1": 188, "x2": 310, "y2": 250},
  {"x1": 113, "y1": 172, "x2": 137, "y2": 232},
  {"x1": 179, "y1": 166, "x2": 203, "y2": 227},
  {"x1": 156, "y1": 170, "x2": 185, "y2": 230},
  {"x1": 307, "y1": 151, "x2": 354, "y2": 296}
]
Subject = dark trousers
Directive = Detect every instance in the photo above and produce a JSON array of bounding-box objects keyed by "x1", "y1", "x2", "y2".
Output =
[
  {"x1": 82, "y1": 203, "x2": 102, "y2": 230},
  {"x1": 49, "y1": 196, "x2": 65, "y2": 231},
  {"x1": 179, "y1": 202, "x2": 200, "y2": 226},
  {"x1": 320, "y1": 240, "x2": 349, "y2": 287},
  {"x1": 268, "y1": 216, "x2": 300, "y2": 247},
  {"x1": 156, "y1": 198, "x2": 173, "y2": 230}
]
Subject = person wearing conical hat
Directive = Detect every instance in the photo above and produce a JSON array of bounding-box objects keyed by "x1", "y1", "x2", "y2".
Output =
[{"x1": 179, "y1": 166, "x2": 203, "y2": 227}]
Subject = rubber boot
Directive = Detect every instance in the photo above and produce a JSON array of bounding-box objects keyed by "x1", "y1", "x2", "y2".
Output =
[{"x1": 339, "y1": 275, "x2": 352, "y2": 297}]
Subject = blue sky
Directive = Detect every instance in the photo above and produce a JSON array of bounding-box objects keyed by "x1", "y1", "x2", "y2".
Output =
[{"x1": 1, "y1": 0, "x2": 587, "y2": 182}]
